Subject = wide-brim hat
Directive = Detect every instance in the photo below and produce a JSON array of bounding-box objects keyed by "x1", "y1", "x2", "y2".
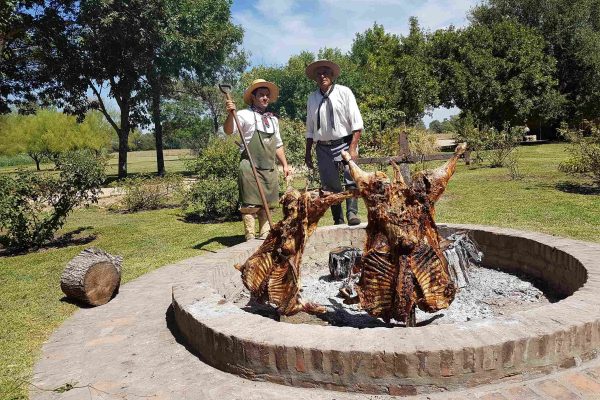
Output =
[
  {"x1": 305, "y1": 60, "x2": 341, "y2": 81},
  {"x1": 243, "y1": 79, "x2": 279, "y2": 105}
]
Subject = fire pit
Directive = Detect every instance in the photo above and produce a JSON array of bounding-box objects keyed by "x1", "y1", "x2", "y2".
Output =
[
  {"x1": 233, "y1": 251, "x2": 553, "y2": 328},
  {"x1": 172, "y1": 224, "x2": 600, "y2": 395}
]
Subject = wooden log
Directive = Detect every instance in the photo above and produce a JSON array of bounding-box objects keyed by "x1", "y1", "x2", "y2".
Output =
[
  {"x1": 329, "y1": 246, "x2": 362, "y2": 280},
  {"x1": 60, "y1": 247, "x2": 123, "y2": 306}
]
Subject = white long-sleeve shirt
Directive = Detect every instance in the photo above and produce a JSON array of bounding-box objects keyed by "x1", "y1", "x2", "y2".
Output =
[
  {"x1": 232, "y1": 108, "x2": 283, "y2": 152},
  {"x1": 305, "y1": 84, "x2": 364, "y2": 141}
]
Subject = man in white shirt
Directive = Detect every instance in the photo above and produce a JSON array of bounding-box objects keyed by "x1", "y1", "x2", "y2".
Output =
[
  {"x1": 304, "y1": 60, "x2": 363, "y2": 225},
  {"x1": 224, "y1": 79, "x2": 290, "y2": 240}
]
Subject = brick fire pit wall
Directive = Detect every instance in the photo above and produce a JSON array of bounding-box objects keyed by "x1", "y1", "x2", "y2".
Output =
[{"x1": 172, "y1": 224, "x2": 600, "y2": 395}]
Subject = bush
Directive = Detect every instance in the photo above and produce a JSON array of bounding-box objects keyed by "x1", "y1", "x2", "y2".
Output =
[
  {"x1": 454, "y1": 117, "x2": 522, "y2": 168},
  {"x1": 119, "y1": 174, "x2": 184, "y2": 212},
  {"x1": 0, "y1": 150, "x2": 105, "y2": 251},
  {"x1": 183, "y1": 135, "x2": 240, "y2": 221},
  {"x1": 185, "y1": 135, "x2": 239, "y2": 178},
  {"x1": 182, "y1": 178, "x2": 239, "y2": 222},
  {"x1": 483, "y1": 126, "x2": 522, "y2": 168},
  {"x1": 279, "y1": 117, "x2": 307, "y2": 168},
  {"x1": 558, "y1": 121, "x2": 600, "y2": 186},
  {"x1": 372, "y1": 125, "x2": 438, "y2": 156}
]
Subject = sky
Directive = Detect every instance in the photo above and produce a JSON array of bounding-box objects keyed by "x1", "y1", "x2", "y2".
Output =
[{"x1": 231, "y1": 0, "x2": 481, "y2": 125}]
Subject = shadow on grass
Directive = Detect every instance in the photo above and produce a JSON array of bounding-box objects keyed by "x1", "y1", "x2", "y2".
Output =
[
  {"x1": 59, "y1": 296, "x2": 96, "y2": 309},
  {"x1": 59, "y1": 285, "x2": 120, "y2": 309},
  {"x1": 193, "y1": 235, "x2": 245, "y2": 252},
  {"x1": 179, "y1": 214, "x2": 240, "y2": 224},
  {"x1": 0, "y1": 226, "x2": 97, "y2": 257},
  {"x1": 555, "y1": 181, "x2": 600, "y2": 195}
]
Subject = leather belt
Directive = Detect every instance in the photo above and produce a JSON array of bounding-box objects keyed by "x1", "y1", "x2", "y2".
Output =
[{"x1": 316, "y1": 135, "x2": 352, "y2": 146}]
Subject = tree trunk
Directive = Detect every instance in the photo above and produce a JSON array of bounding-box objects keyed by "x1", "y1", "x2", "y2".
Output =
[
  {"x1": 33, "y1": 156, "x2": 41, "y2": 171},
  {"x1": 60, "y1": 247, "x2": 123, "y2": 306},
  {"x1": 118, "y1": 103, "x2": 130, "y2": 179},
  {"x1": 149, "y1": 68, "x2": 165, "y2": 176}
]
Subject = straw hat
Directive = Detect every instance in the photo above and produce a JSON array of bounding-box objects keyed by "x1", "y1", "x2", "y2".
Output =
[
  {"x1": 305, "y1": 60, "x2": 341, "y2": 81},
  {"x1": 243, "y1": 79, "x2": 279, "y2": 105}
]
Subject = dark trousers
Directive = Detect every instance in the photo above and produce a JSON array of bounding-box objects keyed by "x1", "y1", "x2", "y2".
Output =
[{"x1": 315, "y1": 140, "x2": 358, "y2": 224}]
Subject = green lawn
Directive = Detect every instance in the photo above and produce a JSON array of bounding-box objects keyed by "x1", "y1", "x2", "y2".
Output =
[
  {"x1": 104, "y1": 149, "x2": 194, "y2": 180},
  {"x1": 1, "y1": 143, "x2": 599, "y2": 399},
  {"x1": 0, "y1": 149, "x2": 194, "y2": 179}
]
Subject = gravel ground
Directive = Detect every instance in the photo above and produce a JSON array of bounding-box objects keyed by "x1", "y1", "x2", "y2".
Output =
[{"x1": 235, "y1": 253, "x2": 551, "y2": 328}]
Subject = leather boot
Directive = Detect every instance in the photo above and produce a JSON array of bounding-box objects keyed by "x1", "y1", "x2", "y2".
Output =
[
  {"x1": 242, "y1": 213, "x2": 256, "y2": 241},
  {"x1": 331, "y1": 204, "x2": 345, "y2": 225},
  {"x1": 346, "y1": 198, "x2": 361, "y2": 226},
  {"x1": 257, "y1": 208, "x2": 271, "y2": 239}
]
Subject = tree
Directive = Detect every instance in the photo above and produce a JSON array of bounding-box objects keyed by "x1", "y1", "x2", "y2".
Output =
[
  {"x1": 241, "y1": 51, "x2": 316, "y2": 121},
  {"x1": 0, "y1": 1, "x2": 47, "y2": 114},
  {"x1": 144, "y1": 0, "x2": 243, "y2": 175},
  {"x1": 0, "y1": 109, "x2": 111, "y2": 170},
  {"x1": 28, "y1": 0, "x2": 152, "y2": 178},
  {"x1": 471, "y1": 0, "x2": 600, "y2": 123},
  {"x1": 430, "y1": 21, "x2": 564, "y2": 129},
  {"x1": 16, "y1": 0, "x2": 240, "y2": 178},
  {"x1": 429, "y1": 120, "x2": 444, "y2": 133},
  {"x1": 161, "y1": 95, "x2": 214, "y2": 151},
  {"x1": 348, "y1": 20, "x2": 439, "y2": 127},
  {"x1": 169, "y1": 46, "x2": 248, "y2": 145}
]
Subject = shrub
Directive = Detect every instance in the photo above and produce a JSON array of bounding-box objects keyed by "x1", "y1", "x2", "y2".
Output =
[
  {"x1": 279, "y1": 117, "x2": 307, "y2": 168},
  {"x1": 483, "y1": 125, "x2": 522, "y2": 168},
  {"x1": 0, "y1": 150, "x2": 105, "y2": 251},
  {"x1": 558, "y1": 121, "x2": 600, "y2": 186},
  {"x1": 119, "y1": 174, "x2": 184, "y2": 212},
  {"x1": 182, "y1": 177, "x2": 239, "y2": 222},
  {"x1": 453, "y1": 117, "x2": 522, "y2": 168},
  {"x1": 185, "y1": 135, "x2": 239, "y2": 179},
  {"x1": 183, "y1": 135, "x2": 241, "y2": 221}
]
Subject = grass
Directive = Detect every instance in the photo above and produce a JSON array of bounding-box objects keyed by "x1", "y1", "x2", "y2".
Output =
[
  {"x1": 104, "y1": 149, "x2": 195, "y2": 182},
  {"x1": 1, "y1": 143, "x2": 599, "y2": 399},
  {"x1": 0, "y1": 149, "x2": 195, "y2": 179},
  {"x1": 0, "y1": 154, "x2": 34, "y2": 168},
  {"x1": 436, "y1": 144, "x2": 600, "y2": 242}
]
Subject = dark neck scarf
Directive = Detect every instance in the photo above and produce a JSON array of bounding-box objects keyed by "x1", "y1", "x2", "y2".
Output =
[
  {"x1": 317, "y1": 84, "x2": 335, "y2": 131},
  {"x1": 250, "y1": 105, "x2": 273, "y2": 129}
]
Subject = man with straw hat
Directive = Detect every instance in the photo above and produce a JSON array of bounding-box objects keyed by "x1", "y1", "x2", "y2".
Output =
[
  {"x1": 304, "y1": 59, "x2": 363, "y2": 226},
  {"x1": 224, "y1": 79, "x2": 291, "y2": 240}
]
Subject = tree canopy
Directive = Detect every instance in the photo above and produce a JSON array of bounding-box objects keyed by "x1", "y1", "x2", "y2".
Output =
[{"x1": 471, "y1": 0, "x2": 600, "y2": 123}]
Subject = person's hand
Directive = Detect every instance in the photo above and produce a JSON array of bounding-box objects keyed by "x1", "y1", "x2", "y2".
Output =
[
  {"x1": 349, "y1": 147, "x2": 359, "y2": 160},
  {"x1": 305, "y1": 152, "x2": 314, "y2": 169},
  {"x1": 283, "y1": 164, "x2": 291, "y2": 178},
  {"x1": 225, "y1": 99, "x2": 236, "y2": 112}
]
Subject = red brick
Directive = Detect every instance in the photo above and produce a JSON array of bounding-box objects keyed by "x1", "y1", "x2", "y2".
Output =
[
  {"x1": 561, "y1": 372, "x2": 600, "y2": 395},
  {"x1": 330, "y1": 350, "x2": 345, "y2": 376},
  {"x1": 310, "y1": 349, "x2": 323, "y2": 372},
  {"x1": 502, "y1": 386, "x2": 544, "y2": 399},
  {"x1": 274, "y1": 346, "x2": 288, "y2": 372},
  {"x1": 536, "y1": 379, "x2": 581, "y2": 400},
  {"x1": 294, "y1": 348, "x2": 305, "y2": 373},
  {"x1": 440, "y1": 350, "x2": 454, "y2": 377}
]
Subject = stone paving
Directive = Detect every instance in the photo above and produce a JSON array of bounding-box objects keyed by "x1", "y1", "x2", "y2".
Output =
[{"x1": 31, "y1": 225, "x2": 600, "y2": 399}]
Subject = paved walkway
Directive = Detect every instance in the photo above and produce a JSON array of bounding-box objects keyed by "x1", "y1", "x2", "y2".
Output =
[{"x1": 32, "y1": 240, "x2": 600, "y2": 400}]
